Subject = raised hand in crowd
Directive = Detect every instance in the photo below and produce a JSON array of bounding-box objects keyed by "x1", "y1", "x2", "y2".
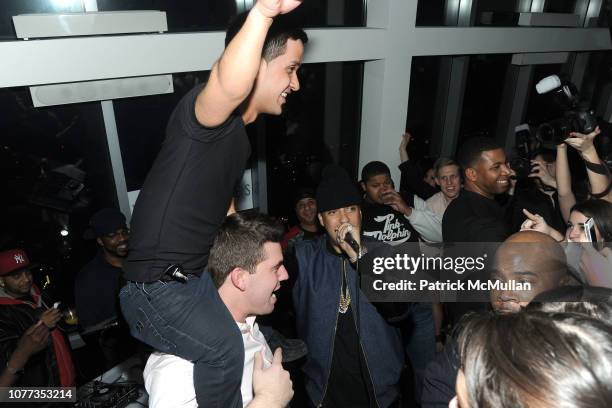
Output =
[
  {"x1": 580, "y1": 246, "x2": 612, "y2": 289},
  {"x1": 566, "y1": 126, "x2": 612, "y2": 202},
  {"x1": 555, "y1": 142, "x2": 575, "y2": 222},
  {"x1": 40, "y1": 307, "x2": 62, "y2": 329},
  {"x1": 254, "y1": 0, "x2": 304, "y2": 17},
  {"x1": 520, "y1": 209, "x2": 564, "y2": 242},
  {"x1": 399, "y1": 132, "x2": 411, "y2": 163},
  {"x1": 566, "y1": 126, "x2": 601, "y2": 154},
  {"x1": 250, "y1": 348, "x2": 293, "y2": 408},
  {"x1": 529, "y1": 159, "x2": 557, "y2": 189}
]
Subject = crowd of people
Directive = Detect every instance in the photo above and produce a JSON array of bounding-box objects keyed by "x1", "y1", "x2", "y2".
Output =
[{"x1": 1, "y1": 1, "x2": 612, "y2": 407}]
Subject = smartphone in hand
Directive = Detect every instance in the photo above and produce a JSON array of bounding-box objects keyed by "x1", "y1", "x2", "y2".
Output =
[{"x1": 584, "y1": 218, "x2": 598, "y2": 249}]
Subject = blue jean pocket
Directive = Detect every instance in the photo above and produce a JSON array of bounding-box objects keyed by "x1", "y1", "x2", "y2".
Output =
[{"x1": 135, "y1": 306, "x2": 177, "y2": 353}]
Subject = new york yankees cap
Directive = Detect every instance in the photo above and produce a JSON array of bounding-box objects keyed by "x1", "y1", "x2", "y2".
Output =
[{"x1": 0, "y1": 249, "x2": 37, "y2": 276}]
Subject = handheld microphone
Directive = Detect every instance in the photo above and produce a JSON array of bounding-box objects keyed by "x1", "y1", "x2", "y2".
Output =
[
  {"x1": 344, "y1": 231, "x2": 360, "y2": 254},
  {"x1": 165, "y1": 264, "x2": 188, "y2": 283}
]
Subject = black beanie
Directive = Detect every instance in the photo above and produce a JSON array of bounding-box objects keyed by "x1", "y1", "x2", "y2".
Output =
[
  {"x1": 83, "y1": 208, "x2": 127, "y2": 239},
  {"x1": 316, "y1": 165, "x2": 362, "y2": 213},
  {"x1": 293, "y1": 187, "x2": 315, "y2": 207}
]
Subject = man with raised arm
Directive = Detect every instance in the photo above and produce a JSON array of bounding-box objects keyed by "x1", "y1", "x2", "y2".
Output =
[{"x1": 119, "y1": 2, "x2": 307, "y2": 407}]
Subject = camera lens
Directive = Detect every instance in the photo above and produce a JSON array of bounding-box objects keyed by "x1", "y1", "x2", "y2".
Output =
[
  {"x1": 537, "y1": 123, "x2": 554, "y2": 144},
  {"x1": 537, "y1": 119, "x2": 571, "y2": 147}
]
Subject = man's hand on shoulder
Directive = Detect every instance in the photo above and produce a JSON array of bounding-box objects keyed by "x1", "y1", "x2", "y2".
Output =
[{"x1": 250, "y1": 348, "x2": 293, "y2": 408}]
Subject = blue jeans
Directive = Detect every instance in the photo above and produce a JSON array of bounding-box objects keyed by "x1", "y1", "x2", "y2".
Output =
[
  {"x1": 403, "y1": 302, "x2": 436, "y2": 403},
  {"x1": 119, "y1": 275, "x2": 244, "y2": 408}
]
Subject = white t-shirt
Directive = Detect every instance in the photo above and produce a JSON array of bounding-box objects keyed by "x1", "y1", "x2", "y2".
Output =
[{"x1": 144, "y1": 316, "x2": 273, "y2": 408}]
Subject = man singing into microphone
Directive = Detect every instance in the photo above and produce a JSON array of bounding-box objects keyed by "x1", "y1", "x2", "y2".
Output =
[{"x1": 291, "y1": 165, "x2": 405, "y2": 407}]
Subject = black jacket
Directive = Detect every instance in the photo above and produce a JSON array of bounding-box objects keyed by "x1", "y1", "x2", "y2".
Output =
[
  {"x1": 422, "y1": 340, "x2": 460, "y2": 408},
  {"x1": 0, "y1": 286, "x2": 60, "y2": 387}
]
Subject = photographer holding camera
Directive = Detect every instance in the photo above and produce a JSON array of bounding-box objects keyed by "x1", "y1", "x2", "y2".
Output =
[
  {"x1": 566, "y1": 126, "x2": 612, "y2": 202},
  {"x1": 507, "y1": 147, "x2": 566, "y2": 234},
  {"x1": 533, "y1": 75, "x2": 612, "y2": 207}
]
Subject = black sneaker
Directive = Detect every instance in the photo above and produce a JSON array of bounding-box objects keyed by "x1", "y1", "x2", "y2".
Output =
[{"x1": 260, "y1": 326, "x2": 308, "y2": 362}]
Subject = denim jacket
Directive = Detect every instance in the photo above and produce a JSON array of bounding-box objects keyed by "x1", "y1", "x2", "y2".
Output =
[{"x1": 293, "y1": 236, "x2": 404, "y2": 407}]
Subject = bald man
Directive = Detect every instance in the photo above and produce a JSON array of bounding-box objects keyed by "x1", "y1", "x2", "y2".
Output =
[
  {"x1": 490, "y1": 230, "x2": 572, "y2": 314},
  {"x1": 422, "y1": 230, "x2": 573, "y2": 408}
]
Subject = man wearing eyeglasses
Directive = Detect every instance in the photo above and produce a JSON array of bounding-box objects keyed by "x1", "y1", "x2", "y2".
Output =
[{"x1": 75, "y1": 208, "x2": 129, "y2": 332}]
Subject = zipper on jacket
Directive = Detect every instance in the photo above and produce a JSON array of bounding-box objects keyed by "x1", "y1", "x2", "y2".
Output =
[
  {"x1": 351, "y1": 300, "x2": 381, "y2": 408},
  {"x1": 317, "y1": 273, "x2": 342, "y2": 407}
]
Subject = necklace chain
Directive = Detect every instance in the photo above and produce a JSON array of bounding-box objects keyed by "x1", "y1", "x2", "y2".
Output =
[{"x1": 339, "y1": 259, "x2": 351, "y2": 314}]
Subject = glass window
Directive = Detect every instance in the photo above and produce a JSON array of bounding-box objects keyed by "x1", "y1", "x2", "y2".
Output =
[
  {"x1": 459, "y1": 54, "x2": 512, "y2": 143},
  {"x1": 417, "y1": 0, "x2": 522, "y2": 26},
  {"x1": 544, "y1": 0, "x2": 577, "y2": 13},
  {"x1": 406, "y1": 56, "x2": 441, "y2": 157},
  {"x1": 0, "y1": 86, "x2": 116, "y2": 302},
  {"x1": 475, "y1": 0, "x2": 520, "y2": 26},
  {"x1": 113, "y1": 72, "x2": 211, "y2": 191},
  {"x1": 264, "y1": 61, "x2": 364, "y2": 221},
  {"x1": 597, "y1": 1, "x2": 610, "y2": 27},
  {"x1": 589, "y1": 51, "x2": 612, "y2": 117},
  {"x1": 0, "y1": 0, "x2": 84, "y2": 40},
  {"x1": 416, "y1": 0, "x2": 447, "y2": 26},
  {"x1": 97, "y1": 0, "x2": 365, "y2": 31}
]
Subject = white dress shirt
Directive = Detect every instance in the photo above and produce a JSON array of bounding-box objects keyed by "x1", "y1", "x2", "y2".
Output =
[
  {"x1": 144, "y1": 316, "x2": 273, "y2": 408},
  {"x1": 425, "y1": 191, "x2": 450, "y2": 217}
]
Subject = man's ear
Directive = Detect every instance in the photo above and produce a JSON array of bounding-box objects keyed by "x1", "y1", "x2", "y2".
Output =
[
  {"x1": 434, "y1": 177, "x2": 441, "y2": 187},
  {"x1": 360, "y1": 181, "x2": 366, "y2": 192},
  {"x1": 318, "y1": 213, "x2": 324, "y2": 227},
  {"x1": 229, "y1": 267, "x2": 248, "y2": 291},
  {"x1": 96, "y1": 237, "x2": 104, "y2": 247},
  {"x1": 465, "y1": 167, "x2": 478, "y2": 182}
]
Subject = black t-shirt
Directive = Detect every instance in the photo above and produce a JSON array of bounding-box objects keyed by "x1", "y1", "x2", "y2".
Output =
[
  {"x1": 361, "y1": 200, "x2": 420, "y2": 245},
  {"x1": 442, "y1": 190, "x2": 509, "y2": 242},
  {"x1": 124, "y1": 84, "x2": 251, "y2": 282},
  {"x1": 74, "y1": 251, "x2": 122, "y2": 329},
  {"x1": 324, "y1": 306, "x2": 375, "y2": 408},
  {"x1": 442, "y1": 190, "x2": 506, "y2": 323}
]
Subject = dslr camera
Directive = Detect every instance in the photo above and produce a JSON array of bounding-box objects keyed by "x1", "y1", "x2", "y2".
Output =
[
  {"x1": 508, "y1": 124, "x2": 535, "y2": 180},
  {"x1": 535, "y1": 75, "x2": 597, "y2": 147}
]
